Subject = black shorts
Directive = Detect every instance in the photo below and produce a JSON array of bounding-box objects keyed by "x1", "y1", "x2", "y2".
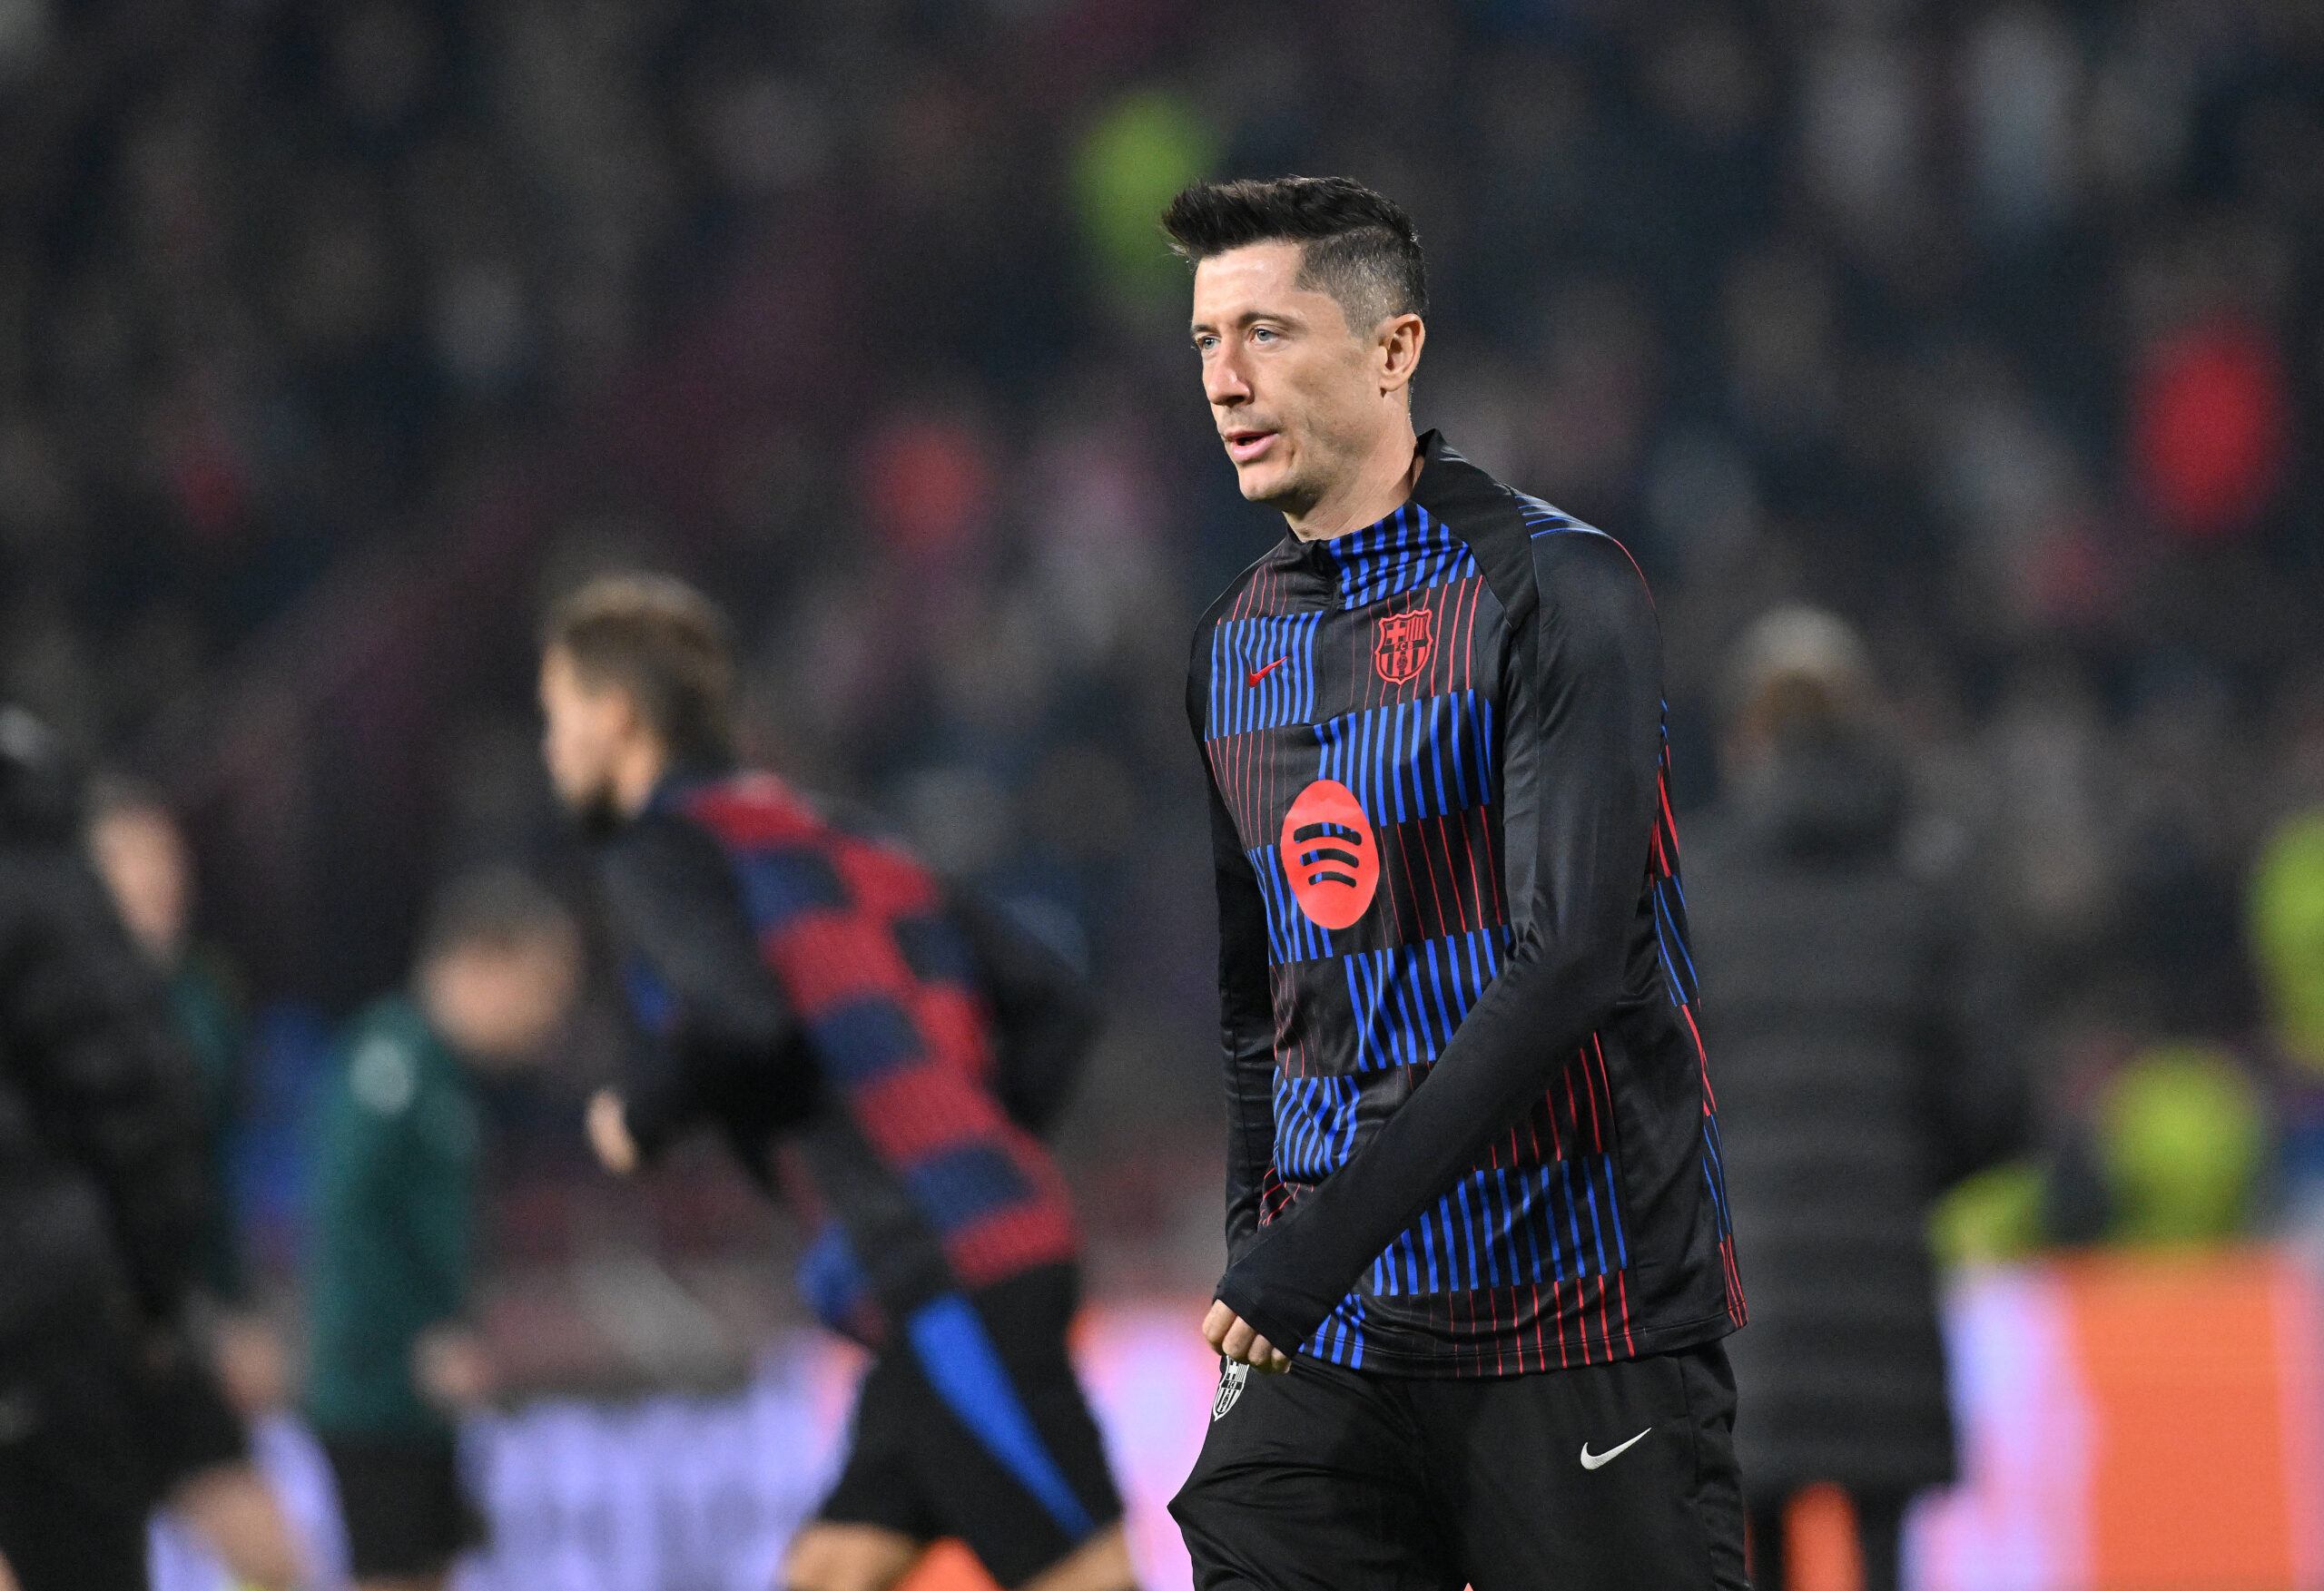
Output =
[
  {"x1": 1171, "y1": 1337, "x2": 1749, "y2": 1591},
  {"x1": 817, "y1": 1265, "x2": 1123, "y2": 1589},
  {"x1": 137, "y1": 1350, "x2": 249, "y2": 1498},
  {"x1": 319, "y1": 1432, "x2": 486, "y2": 1580},
  {"x1": 0, "y1": 1322, "x2": 152, "y2": 1591}
]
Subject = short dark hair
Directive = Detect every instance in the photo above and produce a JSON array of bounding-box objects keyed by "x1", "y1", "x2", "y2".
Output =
[
  {"x1": 543, "y1": 572, "x2": 735, "y2": 761},
  {"x1": 418, "y1": 865, "x2": 575, "y2": 964},
  {"x1": 1161, "y1": 176, "x2": 1428, "y2": 332}
]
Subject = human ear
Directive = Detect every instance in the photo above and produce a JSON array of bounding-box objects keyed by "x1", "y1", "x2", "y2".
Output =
[{"x1": 1378, "y1": 313, "x2": 1425, "y2": 395}]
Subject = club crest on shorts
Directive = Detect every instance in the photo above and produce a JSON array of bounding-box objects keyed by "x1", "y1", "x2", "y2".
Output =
[
  {"x1": 1212, "y1": 1360, "x2": 1250, "y2": 1420},
  {"x1": 1373, "y1": 607, "x2": 1434, "y2": 685}
]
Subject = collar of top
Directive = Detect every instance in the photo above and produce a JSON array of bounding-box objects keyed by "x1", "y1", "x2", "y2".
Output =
[{"x1": 1272, "y1": 430, "x2": 1474, "y2": 609}]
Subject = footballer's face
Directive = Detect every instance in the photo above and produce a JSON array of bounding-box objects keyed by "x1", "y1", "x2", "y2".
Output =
[
  {"x1": 1191, "y1": 241, "x2": 1412, "y2": 523},
  {"x1": 538, "y1": 645, "x2": 635, "y2": 823}
]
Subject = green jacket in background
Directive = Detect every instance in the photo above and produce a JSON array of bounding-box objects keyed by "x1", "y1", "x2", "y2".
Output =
[{"x1": 303, "y1": 995, "x2": 478, "y2": 1437}]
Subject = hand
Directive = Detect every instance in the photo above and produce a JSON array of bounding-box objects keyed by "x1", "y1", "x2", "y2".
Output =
[
  {"x1": 168, "y1": 1462, "x2": 305, "y2": 1591},
  {"x1": 1203, "y1": 1299, "x2": 1291, "y2": 1372},
  {"x1": 587, "y1": 1087, "x2": 639, "y2": 1176},
  {"x1": 414, "y1": 1325, "x2": 495, "y2": 1411}
]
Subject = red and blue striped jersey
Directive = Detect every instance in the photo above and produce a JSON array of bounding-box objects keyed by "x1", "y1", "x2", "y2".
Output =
[
  {"x1": 611, "y1": 771, "x2": 1080, "y2": 1341},
  {"x1": 1192, "y1": 432, "x2": 1744, "y2": 1378}
]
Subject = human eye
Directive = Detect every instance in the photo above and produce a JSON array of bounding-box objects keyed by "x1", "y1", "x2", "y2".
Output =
[{"x1": 1252, "y1": 326, "x2": 1282, "y2": 345}]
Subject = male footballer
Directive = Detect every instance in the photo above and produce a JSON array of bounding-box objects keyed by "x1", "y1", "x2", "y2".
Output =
[
  {"x1": 1165, "y1": 176, "x2": 1750, "y2": 1589},
  {"x1": 537, "y1": 575, "x2": 1135, "y2": 1591}
]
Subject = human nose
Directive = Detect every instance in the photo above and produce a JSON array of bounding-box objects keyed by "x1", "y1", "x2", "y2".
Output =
[{"x1": 1204, "y1": 345, "x2": 1251, "y2": 409}]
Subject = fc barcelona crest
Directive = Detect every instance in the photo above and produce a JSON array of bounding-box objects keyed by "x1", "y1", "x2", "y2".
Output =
[
  {"x1": 1373, "y1": 607, "x2": 1434, "y2": 685},
  {"x1": 1212, "y1": 1360, "x2": 1249, "y2": 1420}
]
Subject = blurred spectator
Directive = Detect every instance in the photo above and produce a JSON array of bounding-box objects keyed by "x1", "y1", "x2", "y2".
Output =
[
  {"x1": 2092, "y1": 1041, "x2": 2268, "y2": 1246},
  {"x1": 2130, "y1": 314, "x2": 2293, "y2": 543},
  {"x1": 1686, "y1": 612, "x2": 2023, "y2": 1591},
  {"x1": 85, "y1": 779, "x2": 302, "y2": 1591},
  {"x1": 303, "y1": 868, "x2": 579, "y2": 1591},
  {"x1": 86, "y1": 781, "x2": 247, "y2": 1304},
  {"x1": 1072, "y1": 91, "x2": 1216, "y2": 310},
  {"x1": 0, "y1": 706, "x2": 213, "y2": 1591},
  {"x1": 2254, "y1": 806, "x2": 2324, "y2": 1228},
  {"x1": 2252, "y1": 809, "x2": 2324, "y2": 1078}
]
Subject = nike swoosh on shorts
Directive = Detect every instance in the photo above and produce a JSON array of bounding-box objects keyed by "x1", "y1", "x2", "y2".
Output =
[{"x1": 1579, "y1": 1428, "x2": 1652, "y2": 1470}]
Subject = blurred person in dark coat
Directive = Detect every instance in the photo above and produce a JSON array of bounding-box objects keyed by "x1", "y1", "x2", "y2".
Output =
[
  {"x1": 86, "y1": 780, "x2": 304, "y2": 1591},
  {"x1": 1685, "y1": 610, "x2": 2022, "y2": 1591},
  {"x1": 86, "y1": 781, "x2": 249, "y2": 1309},
  {"x1": 0, "y1": 707, "x2": 214, "y2": 1591}
]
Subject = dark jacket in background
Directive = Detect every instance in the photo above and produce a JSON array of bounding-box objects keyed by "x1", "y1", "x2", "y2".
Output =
[
  {"x1": 0, "y1": 719, "x2": 211, "y2": 1349},
  {"x1": 0, "y1": 712, "x2": 217, "y2": 1590},
  {"x1": 1686, "y1": 737, "x2": 2019, "y2": 1502}
]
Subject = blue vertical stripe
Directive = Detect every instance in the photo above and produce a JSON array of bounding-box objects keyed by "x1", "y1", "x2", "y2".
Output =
[
  {"x1": 1652, "y1": 878, "x2": 1699, "y2": 1006},
  {"x1": 1314, "y1": 692, "x2": 1492, "y2": 829},
  {"x1": 1207, "y1": 614, "x2": 1320, "y2": 739},
  {"x1": 1325, "y1": 505, "x2": 1481, "y2": 607},
  {"x1": 1344, "y1": 927, "x2": 1512, "y2": 1073},
  {"x1": 1602, "y1": 1158, "x2": 1630, "y2": 1268},
  {"x1": 1248, "y1": 846, "x2": 1334, "y2": 965},
  {"x1": 1272, "y1": 1075, "x2": 1364, "y2": 1181},
  {"x1": 1352, "y1": 1155, "x2": 1629, "y2": 1299},
  {"x1": 1561, "y1": 1160, "x2": 1587, "y2": 1280}
]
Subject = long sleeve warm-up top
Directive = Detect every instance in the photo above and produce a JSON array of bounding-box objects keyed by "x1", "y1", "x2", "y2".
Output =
[
  {"x1": 1190, "y1": 432, "x2": 1745, "y2": 1377},
  {"x1": 599, "y1": 769, "x2": 1095, "y2": 1345}
]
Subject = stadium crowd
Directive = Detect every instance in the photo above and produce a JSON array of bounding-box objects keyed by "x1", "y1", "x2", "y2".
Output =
[{"x1": 1, "y1": 0, "x2": 2321, "y2": 1342}]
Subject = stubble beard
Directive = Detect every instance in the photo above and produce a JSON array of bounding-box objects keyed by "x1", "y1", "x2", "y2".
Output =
[{"x1": 1242, "y1": 440, "x2": 1325, "y2": 521}]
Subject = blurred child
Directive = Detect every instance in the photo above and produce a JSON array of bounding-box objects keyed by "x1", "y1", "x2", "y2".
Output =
[{"x1": 302, "y1": 869, "x2": 579, "y2": 1591}]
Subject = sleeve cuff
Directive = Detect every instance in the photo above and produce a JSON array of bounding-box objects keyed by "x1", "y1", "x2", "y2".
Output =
[{"x1": 1214, "y1": 1261, "x2": 1324, "y2": 1360}]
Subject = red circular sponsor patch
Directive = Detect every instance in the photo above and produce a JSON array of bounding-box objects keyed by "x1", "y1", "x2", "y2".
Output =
[{"x1": 1280, "y1": 779, "x2": 1380, "y2": 930}]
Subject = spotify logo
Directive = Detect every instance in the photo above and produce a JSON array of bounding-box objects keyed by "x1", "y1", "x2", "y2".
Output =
[{"x1": 1280, "y1": 780, "x2": 1380, "y2": 930}]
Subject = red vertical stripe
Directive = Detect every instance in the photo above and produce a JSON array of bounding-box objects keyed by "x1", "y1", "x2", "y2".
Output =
[
  {"x1": 1682, "y1": 1003, "x2": 1716, "y2": 1111},
  {"x1": 1579, "y1": 1043, "x2": 1606, "y2": 1153}
]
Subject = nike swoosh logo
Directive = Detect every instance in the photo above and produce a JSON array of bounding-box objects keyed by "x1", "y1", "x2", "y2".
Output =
[
  {"x1": 1246, "y1": 658, "x2": 1287, "y2": 687},
  {"x1": 1579, "y1": 1428, "x2": 1651, "y2": 1470}
]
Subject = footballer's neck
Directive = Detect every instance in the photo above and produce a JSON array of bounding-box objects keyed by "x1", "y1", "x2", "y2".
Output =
[{"x1": 1285, "y1": 417, "x2": 1423, "y2": 543}]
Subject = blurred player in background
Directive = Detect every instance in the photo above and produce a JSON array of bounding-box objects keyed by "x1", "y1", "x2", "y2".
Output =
[
  {"x1": 87, "y1": 780, "x2": 305, "y2": 1591},
  {"x1": 303, "y1": 869, "x2": 581, "y2": 1591},
  {"x1": 1162, "y1": 178, "x2": 1749, "y2": 1590},
  {"x1": 537, "y1": 574, "x2": 1134, "y2": 1591},
  {"x1": 0, "y1": 707, "x2": 216, "y2": 1591},
  {"x1": 1684, "y1": 608, "x2": 2024, "y2": 1591}
]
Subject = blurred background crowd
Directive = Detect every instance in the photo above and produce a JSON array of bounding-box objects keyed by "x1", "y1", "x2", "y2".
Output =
[{"x1": 3, "y1": 0, "x2": 2322, "y2": 1430}]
